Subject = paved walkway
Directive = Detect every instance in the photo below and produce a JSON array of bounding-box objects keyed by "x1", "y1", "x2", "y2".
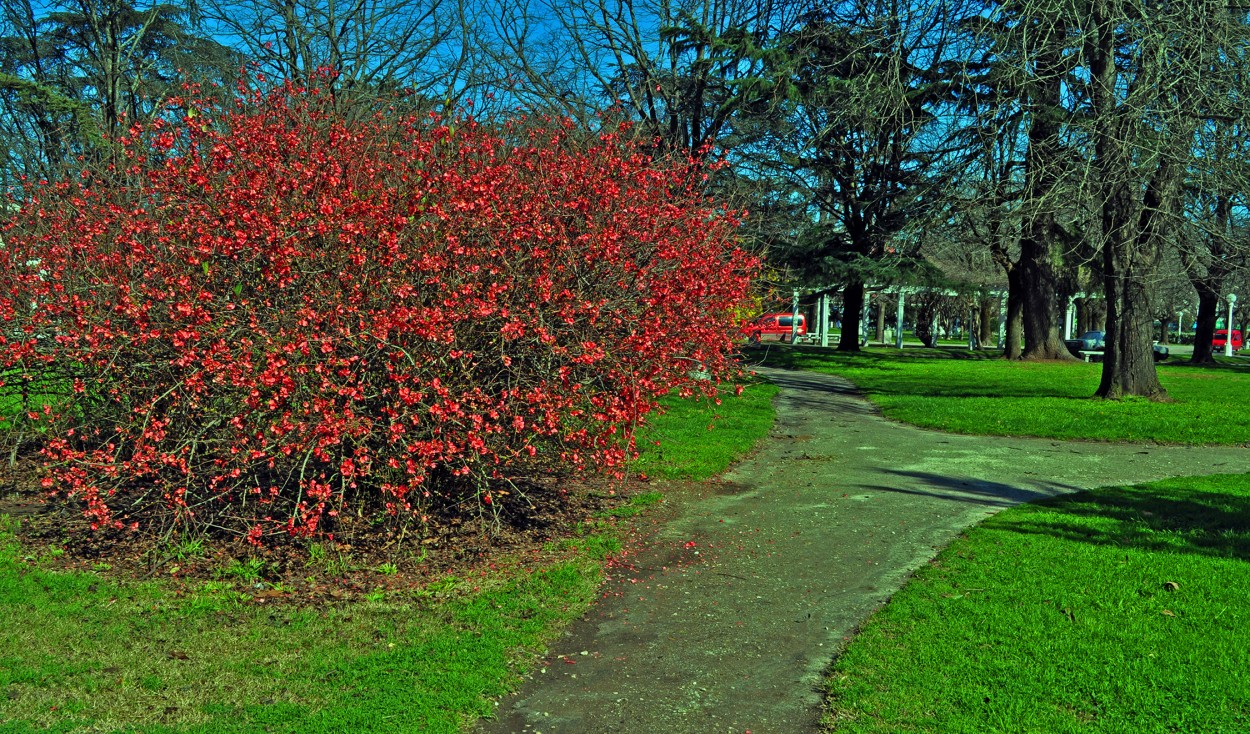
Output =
[{"x1": 479, "y1": 368, "x2": 1249, "y2": 734}]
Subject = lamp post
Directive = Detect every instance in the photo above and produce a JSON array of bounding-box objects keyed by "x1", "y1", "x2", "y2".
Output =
[
  {"x1": 1064, "y1": 296, "x2": 1076, "y2": 340},
  {"x1": 791, "y1": 289, "x2": 800, "y2": 344},
  {"x1": 895, "y1": 290, "x2": 905, "y2": 350},
  {"x1": 819, "y1": 293, "x2": 830, "y2": 348},
  {"x1": 1226, "y1": 293, "x2": 1237, "y2": 357}
]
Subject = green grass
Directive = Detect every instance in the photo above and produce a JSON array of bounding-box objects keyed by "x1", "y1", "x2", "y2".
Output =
[
  {"x1": 1, "y1": 365, "x2": 123, "y2": 439},
  {"x1": 0, "y1": 382, "x2": 777, "y2": 733},
  {"x1": 759, "y1": 346, "x2": 1250, "y2": 444},
  {"x1": 824, "y1": 473, "x2": 1250, "y2": 734},
  {"x1": 0, "y1": 371, "x2": 66, "y2": 432},
  {"x1": 631, "y1": 380, "x2": 779, "y2": 480},
  {"x1": 0, "y1": 520, "x2": 601, "y2": 733},
  {"x1": 761, "y1": 346, "x2": 1250, "y2": 731}
]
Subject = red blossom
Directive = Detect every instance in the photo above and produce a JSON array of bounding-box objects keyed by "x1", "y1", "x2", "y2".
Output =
[{"x1": 0, "y1": 77, "x2": 758, "y2": 541}]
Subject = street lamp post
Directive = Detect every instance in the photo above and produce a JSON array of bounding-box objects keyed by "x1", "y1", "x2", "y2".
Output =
[
  {"x1": 819, "y1": 293, "x2": 830, "y2": 348},
  {"x1": 1064, "y1": 296, "x2": 1076, "y2": 341},
  {"x1": 1226, "y1": 294, "x2": 1237, "y2": 357},
  {"x1": 895, "y1": 290, "x2": 905, "y2": 350},
  {"x1": 791, "y1": 289, "x2": 800, "y2": 344}
]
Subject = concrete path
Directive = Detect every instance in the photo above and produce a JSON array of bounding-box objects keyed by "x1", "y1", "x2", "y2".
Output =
[{"x1": 479, "y1": 368, "x2": 1250, "y2": 734}]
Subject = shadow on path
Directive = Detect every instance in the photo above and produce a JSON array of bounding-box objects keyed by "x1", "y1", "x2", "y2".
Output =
[{"x1": 863, "y1": 469, "x2": 1078, "y2": 508}]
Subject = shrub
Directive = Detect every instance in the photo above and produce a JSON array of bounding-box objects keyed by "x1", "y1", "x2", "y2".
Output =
[{"x1": 0, "y1": 79, "x2": 758, "y2": 543}]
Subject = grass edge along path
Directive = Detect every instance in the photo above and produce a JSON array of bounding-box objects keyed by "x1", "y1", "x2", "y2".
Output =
[
  {"x1": 632, "y1": 380, "x2": 780, "y2": 480},
  {"x1": 749, "y1": 347, "x2": 1250, "y2": 731},
  {"x1": 758, "y1": 346, "x2": 1250, "y2": 445},
  {"x1": 0, "y1": 380, "x2": 778, "y2": 734},
  {"x1": 822, "y1": 472, "x2": 1250, "y2": 734}
]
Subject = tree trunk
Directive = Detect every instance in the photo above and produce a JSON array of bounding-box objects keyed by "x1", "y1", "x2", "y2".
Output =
[
  {"x1": 1017, "y1": 46, "x2": 1075, "y2": 361},
  {"x1": 1093, "y1": 159, "x2": 1172, "y2": 399},
  {"x1": 979, "y1": 297, "x2": 997, "y2": 346},
  {"x1": 1157, "y1": 318, "x2": 1169, "y2": 345},
  {"x1": 1190, "y1": 285, "x2": 1219, "y2": 364},
  {"x1": 876, "y1": 295, "x2": 887, "y2": 343},
  {"x1": 837, "y1": 279, "x2": 864, "y2": 352},
  {"x1": 1088, "y1": 0, "x2": 1183, "y2": 400},
  {"x1": 1004, "y1": 267, "x2": 1024, "y2": 359},
  {"x1": 1018, "y1": 246, "x2": 1072, "y2": 359},
  {"x1": 1077, "y1": 298, "x2": 1106, "y2": 335},
  {"x1": 1098, "y1": 268, "x2": 1166, "y2": 399},
  {"x1": 914, "y1": 297, "x2": 940, "y2": 348}
]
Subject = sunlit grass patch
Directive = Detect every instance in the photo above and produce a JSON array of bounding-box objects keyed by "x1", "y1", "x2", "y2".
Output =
[
  {"x1": 760, "y1": 347, "x2": 1250, "y2": 444},
  {"x1": 824, "y1": 472, "x2": 1250, "y2": 734},
  {"x1": 632, "y1": 380, "x2": 779, "y2": 480}
]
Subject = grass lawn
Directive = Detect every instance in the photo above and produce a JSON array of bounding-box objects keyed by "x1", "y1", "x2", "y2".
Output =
[
  {"x1": 0, "y1": 531, "x2": 603, "y2": 734},
  {"x1": 631, "y1": 381, "x2": 779, "y2": 480},
  {"x1": 767, "y1": 347, "x2": 1250, "y2": 732},
  {"x1": 0, "y1": 382, "x2": 776, "y2": 733},
  {"x1": 825, "y1": 472, "x2": 1250, "y2": 734},
  {"x1": 758, "y1": 346, "x2": 1250, "y2": 444}
]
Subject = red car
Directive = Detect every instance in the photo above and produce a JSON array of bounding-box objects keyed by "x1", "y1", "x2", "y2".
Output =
[
  {"x1": 743, "y1": 313, "x2": 807, "y2": 343},
  {"x1": 1214, "y1": 329, "x2": 1243, "y2": 352}
]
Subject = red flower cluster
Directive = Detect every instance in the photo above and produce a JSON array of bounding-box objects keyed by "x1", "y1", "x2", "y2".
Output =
[{"x1": 0, "y1": 80, "x2": 757, "y2": 542}]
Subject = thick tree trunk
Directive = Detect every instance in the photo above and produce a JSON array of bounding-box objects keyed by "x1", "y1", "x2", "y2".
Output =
[
  {"x1": 1088, "y1": 0, "x2": 1182, "y2": 401},
  {"x1": 1095, "y1": 178, "x2": 1169, "y2": 399},
  {"x1": 914, "y1": 297, "x2": 940, "y2": 348},
  {"x1": 1004, "y1": 268, "x2": 1024, "y2": 359},
  {"x1": 1018, "y1": 245, "x2": 1072, "y2": 359},
  {"x1": 1190, "y1": 285, "x2": 1220, "y2": 364},
  {"x1": 1098, "y1": 270, "x2": 1166, "y2": 399},
  {"x1": 1017, "y1": 46, "x2": 1075, "y2": 361},
  {"x1": 837, "y1": 279, "x2": 864, "y2": 352},
  {"x1": 979, "y1": 297, "x2": 997, "y2": 346},
  {"x1": 1093, "y1": 161, "x2": 1172, "y2": 399}
]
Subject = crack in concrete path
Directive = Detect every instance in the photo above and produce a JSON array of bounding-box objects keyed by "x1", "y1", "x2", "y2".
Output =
[{"x1": 478, "y1": 368, "x2": 1250, "y2": 734}]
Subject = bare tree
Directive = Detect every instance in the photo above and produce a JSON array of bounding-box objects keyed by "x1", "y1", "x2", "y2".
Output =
[
  {"x1": 943, "y1": 105, "x2": 1026, "y2": 357},
  {"x1": 964, "y1": 0, "x2": 1247, "y2": 391},
  {"x1": 199, "y1": 0, "x2": 463, "y2": 97},
  {"x1": 480, "y1": 0, "x2": 798, "y2": 155},
  {"x1": 1074, "y1": 0, "x2": 1247, "y2": 397},
  {"x1": 756, "y1": 0, "x2": 970, "y2": 351},
  {"x1": 960, "y1": 0, "x2": 1089, "y2": 360},
  {"x1": 1150, "y1": 250, "x2": 1195, "y2": 347},
  {"x1": 1181, "y1": 112, "x2": 1250, "y2": 363}
]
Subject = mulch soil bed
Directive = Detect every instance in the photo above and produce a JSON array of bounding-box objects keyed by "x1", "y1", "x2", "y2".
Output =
[{"x1": 0, "y1": 455, "x2": 658, "y2": 606}]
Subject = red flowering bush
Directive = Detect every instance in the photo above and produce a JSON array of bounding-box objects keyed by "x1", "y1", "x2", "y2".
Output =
[{"x1": 0, "y1": 81, "x2": 757, "y2": 543}]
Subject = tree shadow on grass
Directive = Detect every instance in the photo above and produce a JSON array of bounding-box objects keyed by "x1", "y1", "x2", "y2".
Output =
[
  {"x1": 860, "y1": 384, "x2": 1098, "y2": 400},
  {"x1": 1003, "y1": 484, "x2": 1250, "y2": 562},
  {"x1": 867, "y1": 469, "x2": 1250, "y2": 561},
  {"x1": 754, "y1": 355, "x2": 1102, "y2": 401},
  {"x1": 755, "y1": 365, "x2": 1098, "y2": 408},
  {"x1": 1163, "y1": 360, "x2": 1250, "y2": 376}
]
